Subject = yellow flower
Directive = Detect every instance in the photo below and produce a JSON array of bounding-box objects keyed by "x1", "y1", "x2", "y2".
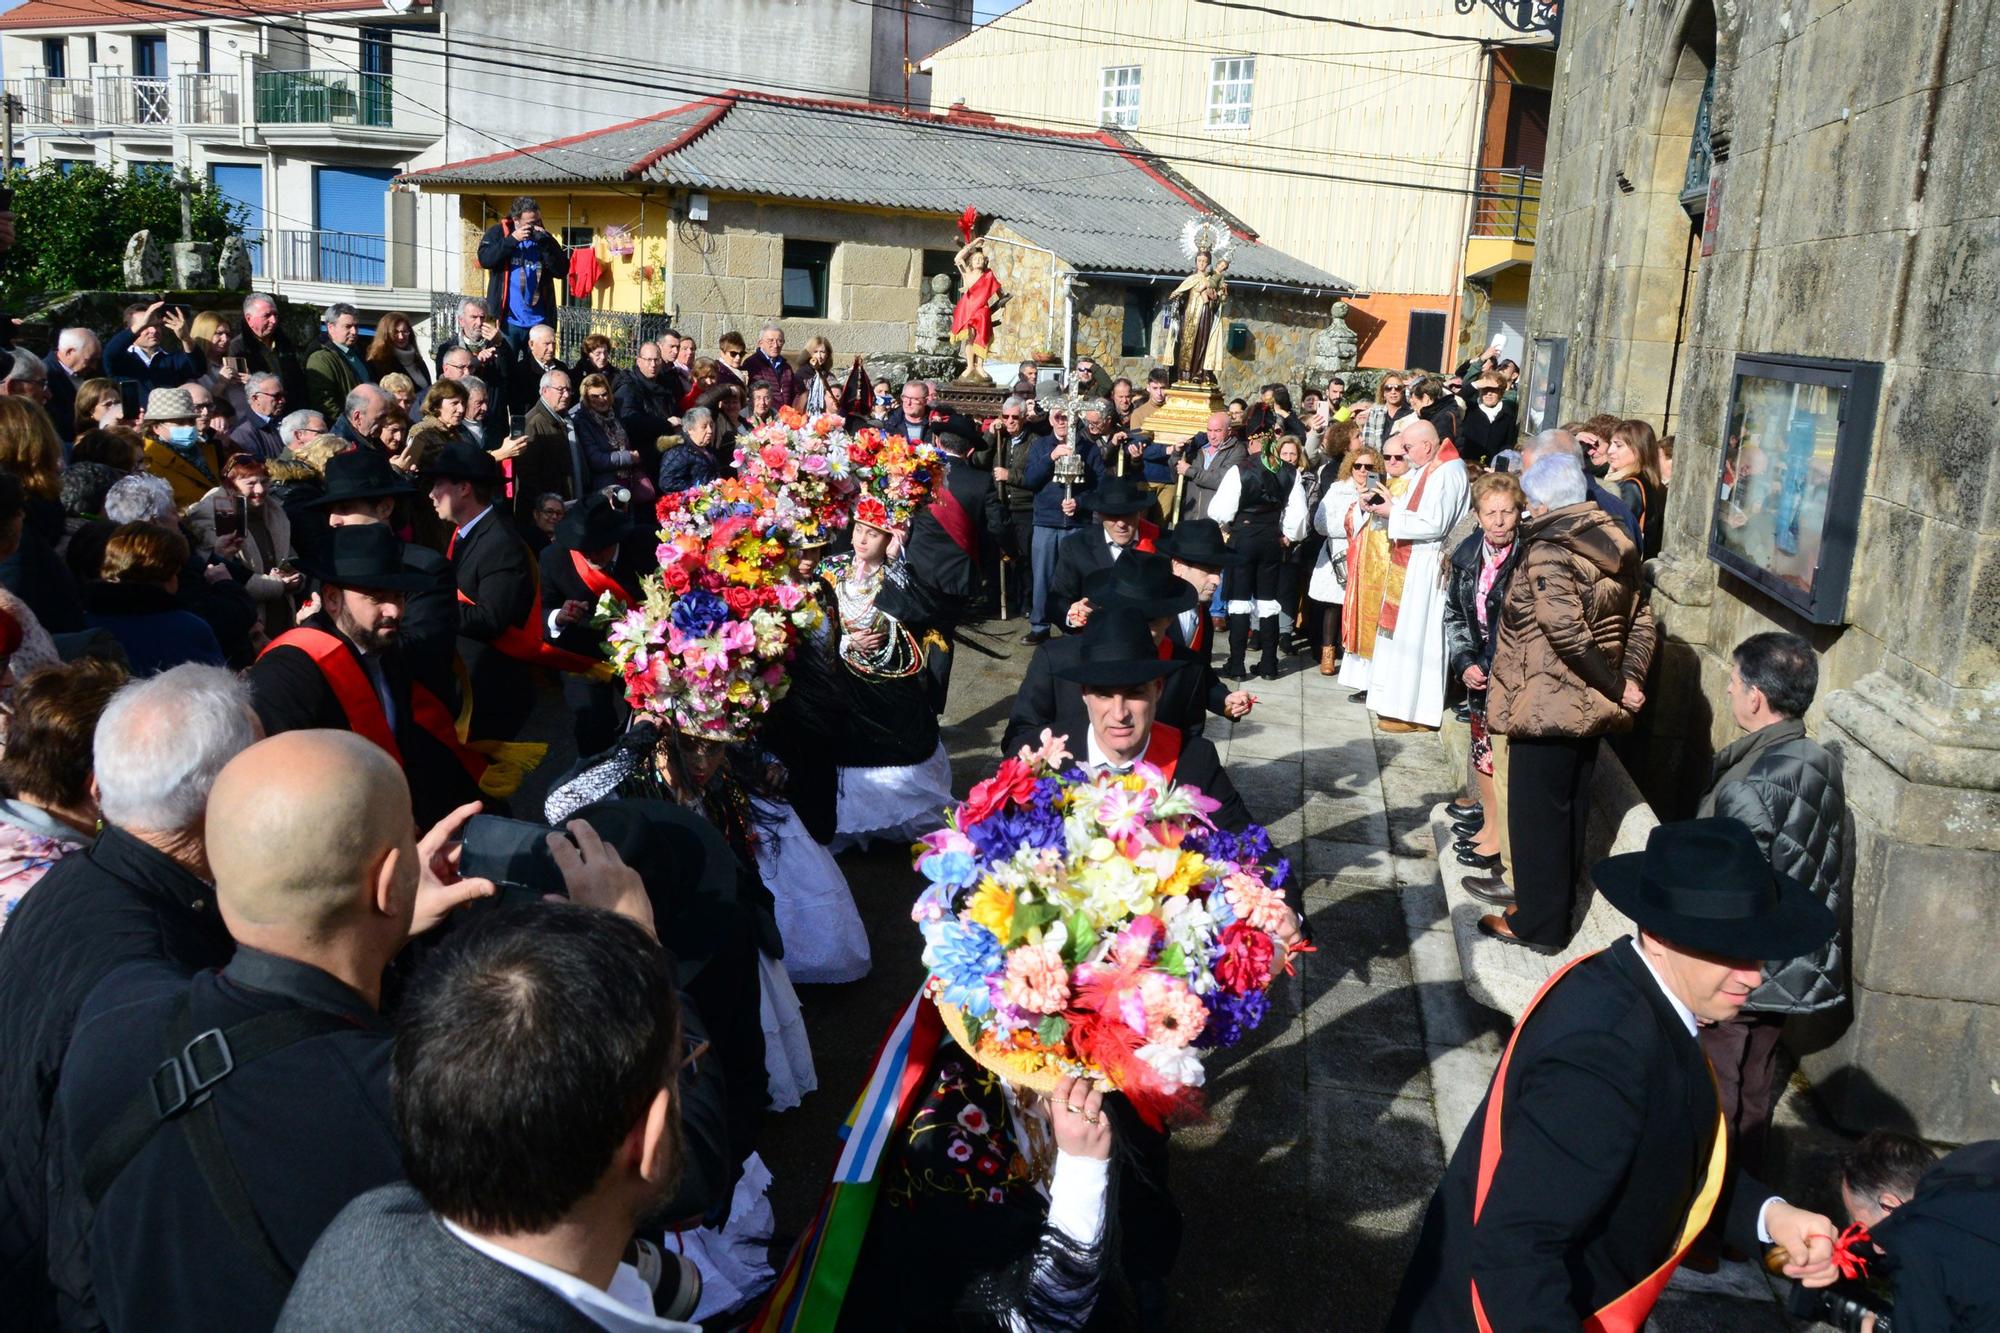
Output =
[
  {"x1": 1157, "y1": 851, "x2": 1207, "y2": 898},
  {"x1": 967, "y1": 881, "x2": 1016, "y2": 941}
]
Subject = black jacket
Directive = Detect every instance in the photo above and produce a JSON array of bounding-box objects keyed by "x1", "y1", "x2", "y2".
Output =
[
  {"x1": 1695, "y1": 718, "x2": 1847, "y2": 1015},
  {"x1": 882, "y1": 406, "x2": 979, "y2": 452},
  {"x1": 898, "y1": 456, "x2": 1003, "y2": 621},
  {"x1": 246, "y1": 614, "x2": 484, "y2": 828},
  {"x1": 49, "y1": 950, "x2": 400, "y2": 1333},
  {"x1": 1046, "y1": 528, "x2": 1129, "y2": 625},
  {"x1": 1442, "y1": 530, "x2": 1523, "y2": 689},
  {"x1": 40, "y1": 353, "x2": 77, "y2": 440},
  {"x1": 613, "y1": 368, "x2": 681, "y2": 468},
  {"x1": 1868, "y1": 1139, "x2": 2000, "y2": 1332},
  {"x1": 1000, "y1": 630, "x2": 1226, "y2": 760},
  {"x1": 1459, "y1": 401, "x2": 1518, "y2": 466},
  {"x1": 476, "y1": 222, "x2": 567, "y2": 330},
  {"x1": 226, "y1": 329, "x2": 310, "y2": 409},
  {"x1": 448, "y1": 507, "x2": 539, "y2": 742},
  {"x1": 539, "y1": 542, "x2": 637, "y2": 661},
  {"x1": 513, "y1": 399, "x2": 584, "y2": 526},
  {"x1": 0, "y1": 827, "x2": 234, "y2": 1326},
  {"x1": 1392, "y1": 939, "x2": 1773, "y2": 1331},
  {"x1": 431, "y1": 333, "x2": 515, "y2": 409}
]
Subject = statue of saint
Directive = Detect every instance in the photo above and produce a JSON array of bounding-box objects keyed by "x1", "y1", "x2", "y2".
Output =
[
  {"x1": 949, "y1": 238, "x2": 1003, "y2": 380},
  {"x1": 1168, "y1": 248, "x2": 1230, "y2": 383}
]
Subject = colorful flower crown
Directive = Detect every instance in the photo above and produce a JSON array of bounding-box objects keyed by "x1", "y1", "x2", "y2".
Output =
[
  {"x1": 599, "y1": 478, "x2": 821, "y2": 740},
  {"x1": 845, "y1": 428, "x2": 945, "y2": 534},
  {"x1": 730, "y1": 408, "x2": 861, "y2": 545},
  {"x1": 912, "y1": 732, "x2": 1296, "y2": 1128}
]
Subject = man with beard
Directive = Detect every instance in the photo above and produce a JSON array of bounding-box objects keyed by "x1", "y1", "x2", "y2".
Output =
[{"x1": 245, "y1": 524, "x2": 487, "y2": 826}]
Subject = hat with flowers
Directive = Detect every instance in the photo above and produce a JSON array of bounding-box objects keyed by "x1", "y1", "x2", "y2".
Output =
[
  {"x1": 911, "y1": 731, "x2": 1298, "y2": 1128},
  {"x1": 845, "y1": 427, "x2": 945, "y2": 535},
  {"x1": 730, "y1": 407, "x2": 861, "y2": 547},
  {"x1": 599, "y1": 477, "x2": 821, "y2": 741}
]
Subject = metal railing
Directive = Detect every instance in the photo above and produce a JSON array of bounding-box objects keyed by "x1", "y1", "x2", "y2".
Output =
[
  {"x1": 1471, "y1": 167, "x2": 1542, "y2": 243},
  {"x1": 95, "y1": 76, "x2": 173, "y2": 126},
  {"x1": 174, "y1": 71, "x2": 240, "y2": 126},
  {"x1": 425, "y1": 295, "x2": 674, "y2": 365},
  {"x1": 276, "y1": 229, "x2": 387, "y2": 286},
  {"x1": 4, "y1": 77, "x2": 97, "y2": 125},
  {"x1": 254, "y1": 69, "x2": 394, "y2": 128}
]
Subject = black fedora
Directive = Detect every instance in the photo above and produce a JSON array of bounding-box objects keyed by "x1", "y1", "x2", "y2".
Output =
[
  {"x1": 1594, "y1": 817, "x2": 1836, "y2": 961},
  {"x1": 1076, "y1": 474, "x2": 1155, "y2": 516},
  {"x1": 1052, "y1": 604, "x2": 1184, "y2": 687},
  {"x1": 1161, "y1": 517, "x2": 1242, "y2": 568},
  {"x1": 424, "y1": 439, "x2": 503, "y2": 486},
  {"x1": 556, "y1": 490, "x2": 640, "y2": 552},
  {"x1": 567, "y1": 795, "x2": 742, "y2": 984},
  {"x1": 302, "y1": 447, "x2": 416, "y2": 510},
  {"x1": 293, "y1": 522, "x2": 432, "y2": 593},
  {"x1": 1082, "y1": 550, "x2": 1196, "y2": 619}
]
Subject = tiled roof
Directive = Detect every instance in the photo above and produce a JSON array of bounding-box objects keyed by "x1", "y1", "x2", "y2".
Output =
[
  {"x1": 0, "y1": 0, "x2": 372, "y2": 28},
  {"x1": 402, "y1": 92, "x2": 1350, "y2": 291}
]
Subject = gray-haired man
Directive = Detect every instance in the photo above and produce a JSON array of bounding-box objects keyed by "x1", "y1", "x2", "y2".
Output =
[
  {"x1": 226, "y1": 294, "x2": 309, "y2": 408},
  {"x1": 229, "y1": 373, "x2": 290, "y2": 460},
  {"x1": 305, "y1": 302, "x2": 372, "y2": 421}
]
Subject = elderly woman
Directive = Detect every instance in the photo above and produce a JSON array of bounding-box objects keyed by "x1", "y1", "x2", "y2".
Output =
[
  {"x1": 405, "y1": 378, "x2": 474, "y2": 473},
  {"x1": 266, "y1": 431, "x2": 347, "y2": 518},
  {"x1": 0, "y1": 659, "x2": 128, "y2": 931},
  {"x1": 795, "y1": 334, "x2": 839, "y2": 415},
  {"x1": 743, "y1": 379, "x2": 779, "y2": 431},
  {"x1": 73, "y1": 378, "x2": 129, "y2": 437},
  {"x1": 573, "y1": 371, "x2": 642, "y2": 494},
  {"x1": 1441, "y1": 470, "x2": 1526, "y2": 871},
  {"x1": 657, "y1": 406, "x2": 721, "y2": 496},
  {"x1": 376, "y1": 406, "x2": 412, "y2": 461},
  {"x1": 364, "y1": 310, "x2": 431, "y2": 395},
  {"x1": 83, "y1": 522, "x2": 226, "y2": 675},
  {"x1": 1478, "y1": 451, "x2": 1656, "y2": 952},
  {"x1": 570, "y1": 332, "x2": 622, "y2": 389},
  {"x1": 188, "y1": 454, "x2": 300, "y2": 638},
  {"x1": 377, "y1": 373, "x2": 418, "y2": 419}
]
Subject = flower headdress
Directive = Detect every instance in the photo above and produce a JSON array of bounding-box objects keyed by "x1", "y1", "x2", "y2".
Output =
[
  {"x1": 845, "y1": 427, "x2": 945, "y2": 534},
  {"x1": 912, "y1": 731, "x2": 1297, "y2": 1128},
  {"x1": 730, "y1": 406, "x2": 860, "y2": 546},
  {"x1": 599, "y1": 478, "x2": 821, "y2": 741}
]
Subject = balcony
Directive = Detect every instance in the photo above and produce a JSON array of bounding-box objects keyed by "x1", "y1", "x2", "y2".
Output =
[
  {"x1": 5, "y1": 76, "x2": 97, "y2": 126},
  {"x1": 1466, "y1": 167, "x2": 1541, "y2": 279},
  {"x1": 254, "y1": 69, "x2": 393, "y2": 129},
  {"x1": 175, "y1": 72, "x2": 241, "y2": 127}
]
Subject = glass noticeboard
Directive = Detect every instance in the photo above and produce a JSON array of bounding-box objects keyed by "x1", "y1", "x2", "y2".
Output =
[{"x1": 1523, "y1": 336, "x2": 1566, "y2": 438}]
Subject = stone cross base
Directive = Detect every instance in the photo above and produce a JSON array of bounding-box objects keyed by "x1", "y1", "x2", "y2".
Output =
[{"x1": 171, "y1": 241, "x2": 216, "y2": 291}]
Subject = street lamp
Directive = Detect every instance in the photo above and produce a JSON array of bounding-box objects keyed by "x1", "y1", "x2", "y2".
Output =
[{"x1": 1455, "y1": 0, "x2": 1563, "y2": 44}]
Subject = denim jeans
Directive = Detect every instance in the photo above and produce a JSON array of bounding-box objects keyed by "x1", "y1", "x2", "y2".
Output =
[{"x1": 1031, "y1": 525, "x2": 1067, "y2": 631}]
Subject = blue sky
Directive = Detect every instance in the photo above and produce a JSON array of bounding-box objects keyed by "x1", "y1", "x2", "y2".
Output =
[{"x1": 973, "y1": 0, "x2": 1028, "y2": 22}]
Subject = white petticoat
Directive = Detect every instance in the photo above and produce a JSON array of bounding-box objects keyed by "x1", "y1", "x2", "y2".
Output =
[
  {"x1": 751, "y1": 797, "x2": 872, "y2": 985},
  {"x1": 757, "y1": 951, "x2": 818, "y2": 1112},
  {"x1": 680, "y1": 1152, "x2": 777, "y2": 1320},
  {"x1": 830, "y1": 740, "x2": 954, "y2": 853}
]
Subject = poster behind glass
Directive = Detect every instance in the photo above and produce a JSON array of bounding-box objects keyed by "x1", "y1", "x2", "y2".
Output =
[
  {"x1": 1524, "y1": 337, "x2": 1566, "y2": 437},
  {"x1": 1709, "y1": 356, "x2": 1878, "y2": 624}
]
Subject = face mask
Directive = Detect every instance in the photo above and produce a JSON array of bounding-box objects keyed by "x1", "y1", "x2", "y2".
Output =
[{"x1": 166, "y1": 424, "x2": 199, "y2": 446}]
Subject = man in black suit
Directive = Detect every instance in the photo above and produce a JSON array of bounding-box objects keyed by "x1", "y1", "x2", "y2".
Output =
[
  {"x1": 513, "y1": 367, "x2": 582, "y2": 526},
  {"x1": 426, "y1": 441, "x2": 540, "y2": 744},
  {"x1": 42, "y1": 327, "x2": 98, "y2": 440},
  {"x1": 1392, "y1": 818, "x2": 1846, "y2": 1331},
  {"x1": 246, "y1": 524, "x2": 486, "y2": 827},
  {"x1": 539, "y1": 491, "x2": 639, "y2": 756},
  {"x1": 1047, "y1": 473, "x2": 1154, "y2": 630},
  {"x1": 227, "y1": 294, "x2": 309, "y2": 409},
  {"x1": 895, "y1": 426, "x2": 1004, "y2": 632}
]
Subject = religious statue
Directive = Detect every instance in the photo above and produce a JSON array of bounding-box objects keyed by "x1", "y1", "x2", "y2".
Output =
[
  {"x1": 122, "y1": 230, "x2": 165, "y2": 289},
  {"x1": 949, "y1": 235, "x2": 1003, "y2": 382},
  {"x1": 912, "y1": 273, "x2": 954, "y2": 355},
  {"x1": 1166, "y1": 216, "x2": 1233, "y2": 383}
]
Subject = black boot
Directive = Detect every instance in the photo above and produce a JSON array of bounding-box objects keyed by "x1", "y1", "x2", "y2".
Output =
[
  {"x1": 1255, "y1": 615, "x2": 1281, "y2": 679},
  {"x1": 1223, "y1": 613, "x2": 1251, "y2": 676}
]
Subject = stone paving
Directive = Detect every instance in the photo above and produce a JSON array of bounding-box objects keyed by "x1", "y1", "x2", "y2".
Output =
[{"x1": 744, "y1": 622, "x2": 1834, "y2": 1330}]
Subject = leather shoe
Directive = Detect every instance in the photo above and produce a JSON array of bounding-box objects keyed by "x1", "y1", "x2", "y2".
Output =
[
  {"x1": 1448, "y1": 801, "x2": 1482, "y2": 821},
  {"x1": 1021, "y1": 629, "x2": 1049, "y2": 646},
  {"x1": 1477, "y1": 913, "x2": 1563, "y2": 954},
  {"x1": 1462, "y1": 874, "x2": 1516, "y2": 906},
  {"x1": 1457, "y1": 848, "x2": 1501, "y2": 871}
]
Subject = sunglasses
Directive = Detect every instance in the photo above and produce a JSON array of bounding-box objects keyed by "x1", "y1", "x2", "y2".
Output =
[
  {"x1": 1382, "y1": 452, "x2": 1408, "y2": 460},
  {"x1": 1351, "y1": 461, "x2": 1376, "y2": 471}
]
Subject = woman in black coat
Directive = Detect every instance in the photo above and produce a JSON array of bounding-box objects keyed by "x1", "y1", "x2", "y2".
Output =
[{"x1": 1440, "y1": 470, "x2": 1525, "y2": 870}]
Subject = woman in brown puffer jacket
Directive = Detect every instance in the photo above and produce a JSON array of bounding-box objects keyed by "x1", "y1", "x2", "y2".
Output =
[{"x1": 1480, "y1": 453, "x2": 1657, "y2": 950}]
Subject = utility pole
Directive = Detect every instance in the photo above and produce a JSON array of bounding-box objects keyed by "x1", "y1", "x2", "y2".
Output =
[{"x1": 2, "y1": 93, "x2": 18, "y2": 182}]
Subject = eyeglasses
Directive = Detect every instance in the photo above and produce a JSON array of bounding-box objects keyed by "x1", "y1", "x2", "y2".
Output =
[
  {"x1": 1384, "y1": 385, "x2": 1404, "y2": 394},
  {"x1": 1382, "y1": 451, "x2": 1408, "y2": 460},
  {"x1": 1480, "y1": 387, "x2": 1502, "y2": 396},
  {"x1": 999, "y1": 412, "x2": 1021, "y2": 420},
  {"x1": 1351, "y1": 462, "x2": 1375, "y2": 471}
]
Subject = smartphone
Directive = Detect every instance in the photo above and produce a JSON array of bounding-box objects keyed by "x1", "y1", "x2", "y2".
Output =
[
  {"x1": 213, "y1": 504, "x2": 242, "y2": 539},
  {"x1": 119, "y1": 380, "x2": 142, "y2": 420},
  {"x1": 223, "y1": 356, "x2": 246, "y2": 375},
  {"x1": 459, "y1": 814, "x2": 566, "y2": 904}
]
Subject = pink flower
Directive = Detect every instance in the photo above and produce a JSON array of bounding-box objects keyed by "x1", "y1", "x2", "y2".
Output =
[
  {"x1": 1215, "y1": 922, "x2": 1275, "y2": 993},
  {"x1": 1139, "y1": 973, "x2": 1208, "y2": 1048},
  {"x1": 957, "y1": 1104, "x2": 990, "y2": 1134},
  {"x1": 947, "y1": 1137, "x2": 973, "y2": 1162},
  {"x1": 773, "y1": 581, "x2": 805, "y2": 610},
  {"x1": 1224, "y1": 876, "x2": 1294, "y2": 937},
  {"x1": 1001, "y1": 944, "x2": 1070, "y2": 1015}
]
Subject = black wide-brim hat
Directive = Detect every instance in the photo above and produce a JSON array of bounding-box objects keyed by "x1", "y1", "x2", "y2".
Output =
[
  {"x1": 1082, "y1": 550, "x2": 1196, "y2": 619},
  {"x1": 1161, "y1": 517, "x2": 1242, "y2": 568},
  {"x1": 556, "y1": 490, "x2": 640, "y2": 552},
  {"x1": 1076, "y1": 474, "x2": 1155, "y2": 515},
  {"x1": 566, "y1": 796, "x2": 744, "y2": 984},
  {"x1": 1052, "y1": 604, "x2": 1185, "y2": 686},
  {"x1": 1594, "y1": 816, "x2": 1836, "y2": 961},
  {"x1": 293, "y1": 523, "x2": 432, "y2": 593},
  {"x1": 302, "y1": 447, "x2": 417, "y2": 510},
  {"x1": 423, "y1": 439, "x2": 503, "y2": 486}
]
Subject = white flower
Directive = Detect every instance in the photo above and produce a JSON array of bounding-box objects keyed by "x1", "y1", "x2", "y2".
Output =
[{"x1": 1136, "y1": 1042, "x2": 1207, "y2": 1090}]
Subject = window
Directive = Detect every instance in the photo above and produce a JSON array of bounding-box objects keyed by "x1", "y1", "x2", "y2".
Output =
[
  {"x1": 41, "y1": 38, "x2": 65, "y2": 80},
  {"x1": 85, "y1": 36, "x2": 97, "y2": 65},
  {"x1": 1206, "y1": 56, "x2": 1254, "y2": 130},
  {"x1": 1100, "y1": 65, "x2": 1141, "y2": 128},
  {"x1": 197, "y1": 29, "x2": 211, "y2": 73},
  {"x1": 128, "y1": 161, "x2": 173, "y2": 182},
  {"x1": 782, "y1": 239, "x2": 834, "y2": 318},
  {"x1": 1406, "y1": 310, "x2": 1448, "y2": 372},
  {"x1": 1120, "y1": 289, "x2": 1151, "y2": 357},
  {"x1": 133, "y1": 34, "x2": 166, "y2": 78},
  {"x1": 313, "y1": 165, "x2": 395, "y2": 284},
  {"x1": 210, "y1": 163, "x2": 265, "y2": 277}
]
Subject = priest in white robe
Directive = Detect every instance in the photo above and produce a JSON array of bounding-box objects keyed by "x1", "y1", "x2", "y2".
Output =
[{"x1": 1360, "y1": 419, "x2": 1468, "y2": 730}]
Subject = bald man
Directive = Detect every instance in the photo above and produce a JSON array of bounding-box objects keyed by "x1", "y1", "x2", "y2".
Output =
[{"x1": 48, "y1": 732, "x2": 499, "y2": 1332}]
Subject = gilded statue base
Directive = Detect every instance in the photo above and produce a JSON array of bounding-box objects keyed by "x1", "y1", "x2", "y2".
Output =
[{"x1": 1141, "y1": 382, "x2": 1226, "y2": 447}]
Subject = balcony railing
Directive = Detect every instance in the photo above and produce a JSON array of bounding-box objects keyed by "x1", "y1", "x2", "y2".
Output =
[
  {"x1": 4, "y1": 77, "x2": 97, "y2": 126},
  {"x1": 1471, "y1": 167, "x2": 1542, "y2": 243},
  {"x1": 97, "y1": 76, "x2": 173, "y2": 127},
  {"x1": 174, "y1": 71, "x2": 241, "y2": 127},
  {"x1": 273, "y1": 228, "x2": 388, "y2": 287},
  {"x1": 254, "y1": 69, "x2": 393, "y2": 128}
]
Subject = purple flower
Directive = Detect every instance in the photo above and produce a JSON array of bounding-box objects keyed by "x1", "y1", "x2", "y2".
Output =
[
  {"x1": 1195, "y1": 988, "x2": 1270, "y2": 1049},
  {"x1": 963, "y1": 804, "x2": 1067, "y2": 862},
  {"x1": 669, "y1": 590, "x2": 729, "y2": 638}
]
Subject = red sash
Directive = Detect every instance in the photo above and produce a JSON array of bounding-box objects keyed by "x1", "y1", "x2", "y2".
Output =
[
  {"x1": 1469, "y1": 951, "x2": 1729, "y2": 1333},
  {"x1": 1379, "y1": 440, "x2": 1460, "y2": 636},
  {"x1": 1136, "y1": 516, "x2": 1159, "y2": 553},
  {"x1": 1141, "y1": 721, "x2": 1182, "y2": 779},
  {"x1": 927, "y1": 482, "x2": 979, "y2": 560},
  {"x1": 1156, "y1": 614, "x2": 1208, "y2": 661},
  {"x1": 568, "y1": 550, "x2": 630, "y2": 609},
  {"x1": 447, "y1": 528, "x2": 603, "y2": 675},
  {"x1": 260, "y1": 628, "x2": 488, "y2": 783}
]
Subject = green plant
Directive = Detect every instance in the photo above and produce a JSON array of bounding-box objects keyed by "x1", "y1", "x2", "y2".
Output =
[{"x1": 2, "y1": 163, "x2": 245, "y2": 308}]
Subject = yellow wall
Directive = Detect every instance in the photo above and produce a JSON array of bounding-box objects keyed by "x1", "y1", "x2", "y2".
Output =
[{"x1": 460, "y1": 192, "x2": 674, "y2": 316}]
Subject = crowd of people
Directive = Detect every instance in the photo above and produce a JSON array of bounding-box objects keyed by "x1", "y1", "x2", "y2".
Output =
[{"x1": 0, "y1": 189, "x2": 1977, "y2": 1333}]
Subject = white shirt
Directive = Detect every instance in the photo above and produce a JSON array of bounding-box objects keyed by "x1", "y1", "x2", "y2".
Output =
[
  {"x1": 1083, "y1": 727, "x2": 1144, "y2": 774},
  {"x1": 1206, "y1": 466, "x2": 1242, "y2": 525},
  {"x1": 1103, "y1": 529, "x2": 1128, "y2": 559},
  {"x1": 1177, "y1": 608, "x2": 1201, "y2": 644},
  {"x1": 439, "y1": 1221, "x2": 699, "y2": 1332}
]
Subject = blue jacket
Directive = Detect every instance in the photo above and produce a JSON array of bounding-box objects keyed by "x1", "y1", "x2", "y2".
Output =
[
  {"x1": 1024, "y1": 434, "x2": 1103, "y2": 531},
  {"x1": 102, "y1": 329, "x2": 199, "y2": 397},
  {"x1": 1138, "y1": 435, "x2": 1175, "y2": 484},
  {"x1": 83, "y1": 582, "x2": 226, "y2": 676},
  {"x1": 657, "y1": 437, "x2": 719, "y2": 497}
]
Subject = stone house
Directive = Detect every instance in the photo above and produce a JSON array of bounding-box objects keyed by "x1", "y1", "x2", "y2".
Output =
[
  {"x1": 396, "y1": 90, "x2": 1350, "y2": 398},
  {"x1": 1531, "y1": 0, "x2": 2000, "y2": 1141}
]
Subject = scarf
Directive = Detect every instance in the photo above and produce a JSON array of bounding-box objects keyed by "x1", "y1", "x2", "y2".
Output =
[
  {"x1": 1474, "y1": 539, "x2": 1512, "y2": 632},
  {"x1": 1378, "y1": 442, "x2": 1459, "y2": 635}
]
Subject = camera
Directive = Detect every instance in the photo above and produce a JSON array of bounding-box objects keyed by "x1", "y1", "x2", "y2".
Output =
[
  {"x1": 458, "y1": 814, "x2": 569, "y2": 906},
  {"x1": 1786, "y1": 1280, "x2": 1892, "y2": 1333}
]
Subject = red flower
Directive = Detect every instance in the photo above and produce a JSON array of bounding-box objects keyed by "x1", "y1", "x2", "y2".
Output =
[
  {"x1": 660, "y1": 561, "x2": 692, "y2": 594},
  {"x1": 722, "y1": 585, "x2": 757, "y2": 616},
  {"x1": 975, "y1": 1154, "x2": 1002, "y2": 1177},
  {"x1": 961, "y1": 756, "x2": 1037, "y2": 825},
  {"x1": 1215, "y1": 922, "x2": 1275, "y2": 993}
]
